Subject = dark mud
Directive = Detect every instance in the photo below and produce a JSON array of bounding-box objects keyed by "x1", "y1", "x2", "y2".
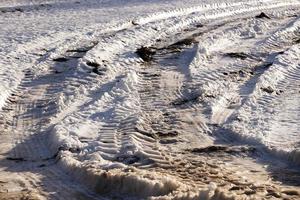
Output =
[
  {"x1": 190, "y1": 145, "x2": 256, "y2": 155},
  {"x1": 53, "y1": 57, "x2": 69, "y2": 62},
  {"x1": 224, "y1": 52, "x2": 249, "y2": 60},
  {"x1": 136, "y1": 46, "x2": 156, "y2": 62},
  {"x1": 255, "y1": 12, "x2": 271, "y2": 19}
]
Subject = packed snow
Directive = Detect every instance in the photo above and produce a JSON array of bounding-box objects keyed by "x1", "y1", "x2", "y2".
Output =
[{"x1": 0, "y1": 0, "x2": 300, "y2": 199}]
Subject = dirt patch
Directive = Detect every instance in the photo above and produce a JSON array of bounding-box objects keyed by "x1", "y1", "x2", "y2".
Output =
[
  {"x1": 156, "y1": 130, "x2": 179, "y2": 137},
  {"x1": 139, "y1": 72, "x2": 161, "y2": 78},
  {"x1": 0, "y1": 8, "x2": 24, "y2": 13},
  {"x1": 229, "y1": 185, "x2": 244, "y2": 191},
  {"x1": 190, "y1": 145, "x2": 256, "y2": 155},
  {"x1": 224, "y1": 52, "x2": 249, "y2": 60},
  {"x1": 159, "y1": 138, "x2": 178, "y2": 144},
  {"x1": 58, "y1": 146, "x2": 80, "y2": 153},
  {"x1": 159, "y1": 37, "x2": 198, "y2": 54},
  {"x1": 116, "y1": 155, "x2": 140, "y2": 165},
  {"x1": 170, "y1": 38, "x2": 197, "y2": 47},
  {"x1": 191, "y1": 145, "x2": 228, "y2": 153},
  {"x1": 293, "y1": 37, "x2": 300, "y2": 44},
  {"x1": 260, "y1": 62, "x2": 273, "y2": 69},
  {"x1": 172, "y1": 93, "x2": 200, "y2": 106},
  {"x1": 86, "y1": 61, "x2": 106, "y2": 75},
  {"x1": 0, "y1": 3, "x2": 53, "y2": 14},
  {"x1": 276, "y1": 90, "x2": 284, "y2": 95},
  {"x1": 6, "y1": 157, "x2": 25, "y2": 162},
  {"x1": 223, "y1": 69, "x2": 254, "y2": 78},
  {"x1": 136, "y1": 46, "x2": 156, "y2": 62},
  {"x1": 195, "y1": 23, "x2": 204, "y2": 28},
  {"x1": 255, "y1": 12, "x2": 271, "y2": 19},
  {"x1": 282, "y1": 190, "x2": 299, "y2": 196},
  {"x1": 67, "y1": 48, "x2": 89, "y2": 53},
  {"x1": 53, "y1": 57, "x2": 69, "y2": 62},
  {"x1": 86, "y1": 61, "x2": 100, "y2": 68},
  {"x1": 261, "y1": 86, "x2": 275, "y2": 94},
  {"x1": 172, "y1": 96, "x2": 199, "y2": 106},
  {"x1": 134, "y1": 127, "x2": 179, "y2": 139}
]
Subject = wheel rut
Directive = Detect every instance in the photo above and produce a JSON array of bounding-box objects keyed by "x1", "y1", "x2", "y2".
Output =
[{"x1": 1, "y1": 1, "x2": 300, "y2": 199}]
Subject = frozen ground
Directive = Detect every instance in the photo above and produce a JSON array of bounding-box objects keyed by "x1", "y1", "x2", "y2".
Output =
[{"x1": 0, "y1": 0, "x2": 300, "y2": 199}]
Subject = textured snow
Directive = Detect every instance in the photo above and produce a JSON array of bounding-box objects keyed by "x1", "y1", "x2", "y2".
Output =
[{"x1": 0, "y1": 0, "x2": 300, "y2": 199}]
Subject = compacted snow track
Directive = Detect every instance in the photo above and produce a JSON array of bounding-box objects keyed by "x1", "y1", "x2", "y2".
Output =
[{"x1": 1, "y1": 0, "x2": 300, "y2": 199}]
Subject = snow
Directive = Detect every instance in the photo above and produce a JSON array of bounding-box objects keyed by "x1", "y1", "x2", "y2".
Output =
[
  {"x1": 0, "y1": 0, "x2": 300, "y2": 199},
  {"x1": 227, "y1": 44, "x2": 300, "y2": 164}
]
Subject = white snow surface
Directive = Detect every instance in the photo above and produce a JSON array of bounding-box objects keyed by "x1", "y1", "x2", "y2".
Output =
[{"x1": 1, "y1": 0, "x2": 300, "y2": 199}]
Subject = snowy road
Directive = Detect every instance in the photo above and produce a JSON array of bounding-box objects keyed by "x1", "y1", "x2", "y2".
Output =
[{"x1": 0, "y1": 0, "x2": 300, "y2": 199}]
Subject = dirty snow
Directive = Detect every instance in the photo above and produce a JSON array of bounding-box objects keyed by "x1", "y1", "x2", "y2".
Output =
[{"x1": 0, "y1": 0, "x2": 300, "y2": 199}]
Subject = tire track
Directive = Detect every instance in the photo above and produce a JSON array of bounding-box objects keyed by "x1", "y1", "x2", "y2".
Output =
[
  {"x1": 0, "y1": 43, "x2": 105, "y2": 199},
  {"x1": 1, "y1": 1, "x2": 300, "y2": 199}
]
